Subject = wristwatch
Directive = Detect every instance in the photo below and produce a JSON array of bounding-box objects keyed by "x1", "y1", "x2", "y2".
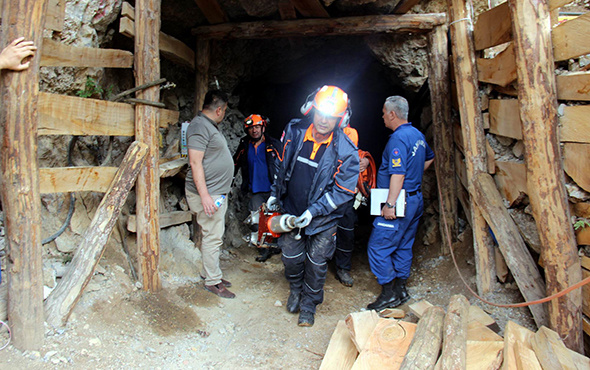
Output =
[{"x1": 385, "y1": 202, "x2": 395, "y2": 209}]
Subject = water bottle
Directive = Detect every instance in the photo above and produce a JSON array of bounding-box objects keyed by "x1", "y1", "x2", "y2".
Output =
[{"x1": 214, "y1": 195, "x2": 226, "y2": 208}]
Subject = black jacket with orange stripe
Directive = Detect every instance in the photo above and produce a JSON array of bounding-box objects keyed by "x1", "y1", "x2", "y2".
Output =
[
  {"x1": 233, "y1": 134, "x2": 282, "y2": 193},
  {"x1": 271, "y1": 117, "x2": 360, "y2": 236}
]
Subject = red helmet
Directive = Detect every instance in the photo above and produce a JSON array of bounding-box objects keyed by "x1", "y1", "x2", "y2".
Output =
[
  {"x1": 300, "y1": 85, "x2": 351, "y2": 127},
  {"x1": 244, "y1": 114, "x2": 267, "y2": 130}
]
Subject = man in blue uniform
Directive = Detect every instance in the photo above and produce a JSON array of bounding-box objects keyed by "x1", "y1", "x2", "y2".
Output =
[
  {"x1": 366, "y1": 96, "x2": 434, "y2": 312},
  {"x1": 267, "y1": 85, "x2": 359, "y2": 327}
]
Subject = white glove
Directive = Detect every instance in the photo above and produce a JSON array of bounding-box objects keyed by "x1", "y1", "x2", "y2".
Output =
[
  {"x1": 266, "y1": 196, "x2": 279, "y2": 211},
  {"x1": 294, "y1": 210, "x2": 313, "y2": 228}
]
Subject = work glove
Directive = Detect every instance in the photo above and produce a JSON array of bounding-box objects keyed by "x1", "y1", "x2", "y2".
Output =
[
  {"x1": 294, "y1": 210, "x2": 313, "y2": 228},
  {"x1": 266, "y1": 196, "x2": 279, "y2": 211}
]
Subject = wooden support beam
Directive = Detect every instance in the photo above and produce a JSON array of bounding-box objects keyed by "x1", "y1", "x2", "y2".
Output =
[
  {"x1": 44, "y1": 142, "x2": 148, "y2": 328},
  {"x1": 0, "y1": 0, "x2": 48, "y2": 350},
  {"x1": 552, "y1": 12, "x2": 590, "y2": 62},
  {"x1": 194, "y1": 38, "x2": 210, "y2": 115},
  {"x1": 291, "y1": 0, "x2": 329, "y2": 18},
  {"x1": 448, "y1": 0, "x2": 496, "y2": 295},
  {"x1": 193, "y1": 0, "x2": 228, "y2": 24},
  {"x1": 508, "y1": 0, "x2": 583, "y2": 351},
  {"x1": 40, "y1": 38, "x2": 133, "y2": 68},
  {"x1": 438, "y1": 294, "x2": 469, "y2": 369},
  {"x1": 476, "y1": 43, "x2": 517, "y2": 87},
  {"x1": 134, "y1": 0, "x2": 162, "y2": 292},
  {"x1": 319, "y1": 320, "x2": 358, "y2": 370},
  {"x1": 192, "y1": 14, "x2": 447, "y2": 39},
  {"x1": 39, "y1": 166, "x2": 118, "y2": 193},
  {"x1": 38, "y1": 92, "x2": 179, "y2": 136},
  {"x1": 472, "y1": 172, "x2": 548, "y2": 327},
  {"x1": 127, "y1": 211, "x2": 193, "y2": 233},
  {"x1": 400, "y1": 306, "x2": 445, "y2": 370},
  {"x1": 556, "y1": 72, "x2": 590, "y2": 102},
  {"x1": 120, "y1": 14, "x2": 195, "y2": 69},
  {"x1": 428, "y1": 25, "x2": 457, "y2": 254}
]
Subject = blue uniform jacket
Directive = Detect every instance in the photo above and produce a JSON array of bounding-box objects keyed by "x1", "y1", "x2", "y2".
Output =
[{"x1": 271, "y1": 117, "x2": 360, "y2": 235}]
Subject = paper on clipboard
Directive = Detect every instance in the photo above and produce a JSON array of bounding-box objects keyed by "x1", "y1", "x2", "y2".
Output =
[{"x1": 370, "y1": 188, "x2": 406, "y2": 217}]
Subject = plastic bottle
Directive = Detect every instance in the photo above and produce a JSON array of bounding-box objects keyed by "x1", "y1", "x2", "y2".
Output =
[{"x1": 214, "y1": 195, "x2": 226, "y2": 208}]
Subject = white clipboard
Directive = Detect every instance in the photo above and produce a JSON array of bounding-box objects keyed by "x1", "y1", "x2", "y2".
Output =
[{"x1": 370, "y1": 188, "x2": 406, "y2": 217}]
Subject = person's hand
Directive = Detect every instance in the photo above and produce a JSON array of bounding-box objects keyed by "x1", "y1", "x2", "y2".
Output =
[
  {"x1": 359, "y1": 157, "x2": 369, "y2": 172},
  {"x1": 266, "y1": 196, "x2": 279, "y2": 211},
  {"x1": 381, "y1": 205, "x2": 396, "y2": 220},
  {"x1": 201, "y1": 194, "x2": 218, "y2": 217},
  {"x1": 294, "y1": 210, "x2": 313, "y2": 228},
  {"x1": 0, "y1": 37, "x2": 37, "y2": 71}
]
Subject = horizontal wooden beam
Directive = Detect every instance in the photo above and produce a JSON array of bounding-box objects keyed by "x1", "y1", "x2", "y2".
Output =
[
  {"x1": 559, "y1": 105, "x2": 590, "y2": 143},
  {"x1": 488, "y1": 99, "x2": 522, "y2": 140},
  {"x1": 39, "y1": 166, "x2": 118, "y2": 193},
  {"x1": 38, "y1": 93, "x2": 179, "y2": 136},
  {"x1": 474, "y1": 2, "x2": 511, "y2": 51},
  {"x1": 552, "y1": 12, "x2": 590, "y2": 61},
  {"x1": 556, "y1": 72, "x2": 590, "y2": 101},
  {"x1": 45, "y1": 0, "x2": 64, "y2": 31},
  {"x1": 127, "y1": 211, "x2": 192, "y2": 233},
  {"x1": 192, "y1": 14, "x2": 447, "y2": 39},
  {"x1": 563, "y1": 142, "x2": 590, "y2": 193},
  {"x1": 159, "y1": 157, "x2": 188, "y2": 178},
  {"x1": 40, "y1": 38, "x2": 133, "y2": 68},
  {"x1": 476, "y1": 43, "x2": 517, "y2": 87},
  {"x1": 494, "y1": 160, "x2": 527, "y2": 207},
  {"x1": 120, "y1": 9, "x2": 195, "y2": 69}
]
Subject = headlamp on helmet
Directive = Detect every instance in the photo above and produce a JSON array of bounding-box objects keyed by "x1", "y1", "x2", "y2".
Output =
[
  {"x1": 244, "y1": 114, "x2": 267, "y2": 131},
  {"x1": 300, "y1": 85, "x2": 352, "y2": 128}
]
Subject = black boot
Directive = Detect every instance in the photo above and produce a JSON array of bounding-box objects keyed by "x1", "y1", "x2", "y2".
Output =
[
  {"x1": 395, "y1": 278, "x2": 411, "y2": 306},
  {"x1": 286, "y1": 290, "x2": 302, "y2": 313},
  {"x1": 367, "y1": 280, "x2": 399, "y2": 311},
  {"x1": 256, "y1": 248, "x2": 271, "y2": 262}
]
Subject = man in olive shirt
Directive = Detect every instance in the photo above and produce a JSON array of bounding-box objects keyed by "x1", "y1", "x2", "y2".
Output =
[{"x1": 186, "y1": 90, "x2": 235, "y2": 298}]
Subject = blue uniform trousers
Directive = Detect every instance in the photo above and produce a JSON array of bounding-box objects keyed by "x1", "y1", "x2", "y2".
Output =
[
  {"x1": 279, "y1": 226, "x2": 337, "y2": 314},
  {"x1": 368, "y1": 193, "x2": 423, "y2": 285}
]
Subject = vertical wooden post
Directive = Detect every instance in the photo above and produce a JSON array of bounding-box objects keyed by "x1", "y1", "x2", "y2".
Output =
[
  {"x1": 0, "y1": 0, "x2": 48, "y2": 350},
  {"x1": 427, "y1": 25, "x2": 457, "y2": 254},
  {"x1": 508, "y1": 0, "x2": 582, "y2": 351},
  {"x1": 134, "y1": 0, "x2": 161, "y2": 292},
  {"x1": 194, "y1": 38, "x2": 210, "y2": 115},
  {"x1": 447, "y1": 0, "x2": 497, "y2": 294}
]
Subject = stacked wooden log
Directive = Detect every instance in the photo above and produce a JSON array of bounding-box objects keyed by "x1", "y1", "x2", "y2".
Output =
[{"x1": 319, "y1": 294, "x2": 590, "y2": 369}]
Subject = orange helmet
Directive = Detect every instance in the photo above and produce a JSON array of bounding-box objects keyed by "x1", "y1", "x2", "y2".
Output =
[
  {"x1": 300, "y1": 85, "x2": 351, "y2": 127},
  {"x1": 244, "y1": 114, "x2": 268, "y2": 130}
]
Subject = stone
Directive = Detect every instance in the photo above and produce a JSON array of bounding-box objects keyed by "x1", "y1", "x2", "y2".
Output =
[{"x1": 160, "y1": 224, "x2": 202, "y2": 277}]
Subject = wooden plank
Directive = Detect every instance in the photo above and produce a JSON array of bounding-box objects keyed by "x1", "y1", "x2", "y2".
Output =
[
  {"x1": 455, "y1": 149, "x2": 468, "y2": 190},
  {"x1": 467, "y1": 320, "x2": 503, "y2": 342},
  {"x1": 40, "y1": 38, "x2": 133, "y2": 68},
  {"x1": 352, "y1": 320, "x2": 417, "y2": 370},
  {"x1": 552, "y1": 12, "x2": 590, "y2": 62},
  {"x1": 476, "y1": 43, "x2": 517, "y2": 87},
  {"x1": 194, "y1": 0, "x2": 228, "y2": 24},
  {"x1": 408, "y1": 300, "x2": 433, "y2": 318},
  {"x1": 45, "y1": 0, "x2": 64, "y2": 31},
  {"x1": 40, "y1": 167, "x2": 118, "y2": 193},
  {"x1": 121, "y1": 1, "x2": 134, "y2": 19},
  {"x1": 127, "y1": 211, "x2": 192, "y2": 233},
  {"x1": 38, "y1": 93, "x2": 178, "y2": 136},
  {"x1": 583, "y1": 315, "x2": 590, "y2": 336},
  {"x1": 503, "y1": 321, "x2": 535, "y2": 370},
  {"x1": 473, "y1": 173, "x2": 548, "y2": 327},
  {"x1": 474, "y1": 2, "x2": 512, "y2": 51},
  {"x1": 563, "y1": 143, "x2": 590, "y2": 192},
  {"x1": 291, "y1": 0, "x2": 329, "y2": 18},
  {"x1": 494, "y1": 161, "x2": 527, "y2": 207},
  {"x1": 486, "y1": 140, "x2": 495, "y2": 174},
  {"x1": 583, "y1": 269, "x2": 590, "y2": 318},
  {"x1": 319, "y1": 320, "x2": 358, "y2": 370},
  {"x1": 439, "y1": 294, "x2": 469, "y2": 369},
  {"x1": 159, "y1": 157, "x2": 188, "y2": 178},
  {"x1": 278, "y1": 0, "x2": 297, "y2": 20},
  {"x1": 1, "y1": 0, "x2": 47, "y2": 349},
  {"x1": 560, "y1": 105, "x2": 590, "y2": 144},
  {"x1": 569, "y1": 347, "x2": 590, "y2": 370},
  {"x1": 393, "y1": 0, "x2": 422, "y2": 14},
  {"x1": 489, "y1": 99, "x2": 522, "y2": 140},
  {"x1": 401, "y1": 306, "x2": 445, "y2": 370},
  {"x1": 378, "y1": 308, "x2": 406, "y2": 319},
  {"x1": 345, "y1": 310, "x2": 380, "y2": 353},
  {"x1": 466, "y1": 340, "x2": 503, "y2": 370},
  {"x1": 514, "y1": 341, "x2": 543, "y2": 370},
  {"x1": 44, "y1": 142, "x2": 148, "y2": 328},
  {"x1": 192, "y1": 14, "x2": 447, "y2": 39},
  {"x1": 468, "y1": 305, "x2": 496, "y2": 327},
  {"x1": 556, "y1": 72, "x2": 590, "y2": 101},
  {"x1": 582, "y1": 256, "x2": 590, "y2": 271},
  {"x1": 120, "y1": 13, "x2": 195, "y2": 69},
  {"x1": 531, "y1": 326, "x2": 577, "y2": 369},
  {"x1": 549, "y1": 0, "x2": 574, "y2": 11}
]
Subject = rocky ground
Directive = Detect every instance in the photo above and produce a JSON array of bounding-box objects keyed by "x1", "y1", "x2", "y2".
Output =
[{"x1": 0, "y1": 218, "x2": 535, "y2": 369}]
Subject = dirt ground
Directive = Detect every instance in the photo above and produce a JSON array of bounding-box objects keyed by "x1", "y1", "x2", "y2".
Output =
[{"x1": 0, "y1": 218, "x2": 535, "y2": 369}]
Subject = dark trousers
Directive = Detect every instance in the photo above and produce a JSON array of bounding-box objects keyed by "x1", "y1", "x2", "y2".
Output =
[
  {"x1": 334, "y1": 199, "x2": 356, "y2": 271},
  {"x1": 279, "y1": 226, "x2": 337, "y2": 313}
]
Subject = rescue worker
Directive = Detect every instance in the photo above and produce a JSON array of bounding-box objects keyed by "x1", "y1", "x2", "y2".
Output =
[
  {"x1": 233, "y1": 114, "x2": 282, "y2": 262},
  {"x1": 366, "y1": 96, "x2": 434, "y2": 311},
  {"x1": 267, "y1": 85, "x2": 360, "y2": 327}
]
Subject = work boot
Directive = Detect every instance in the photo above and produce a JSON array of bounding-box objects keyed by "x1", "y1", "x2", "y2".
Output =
[
  {"x1": 336, "y1": 269, "x2": 354, "y2": 287},
  {"x1": 395, "y1": 278, "x2": 411, "y2": 306},
  {"x1": 204, "y1": 283, "x2": 235, "y2": 299},
  {"x1": 298, "y1": 310, "x2": 315, "y2": 327},
  {"x1": 286, "y1": 290, "x2": 302, "y2": 313},
  {"x1": 200, "y1": 275, "x2": 232, "y2": 288},
  {"x1": 256, "y1": 248, "x2": 272, "y2": 262},
  {"x1": 367, "y1": 280, "x2": 399, "y2": 311}
]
